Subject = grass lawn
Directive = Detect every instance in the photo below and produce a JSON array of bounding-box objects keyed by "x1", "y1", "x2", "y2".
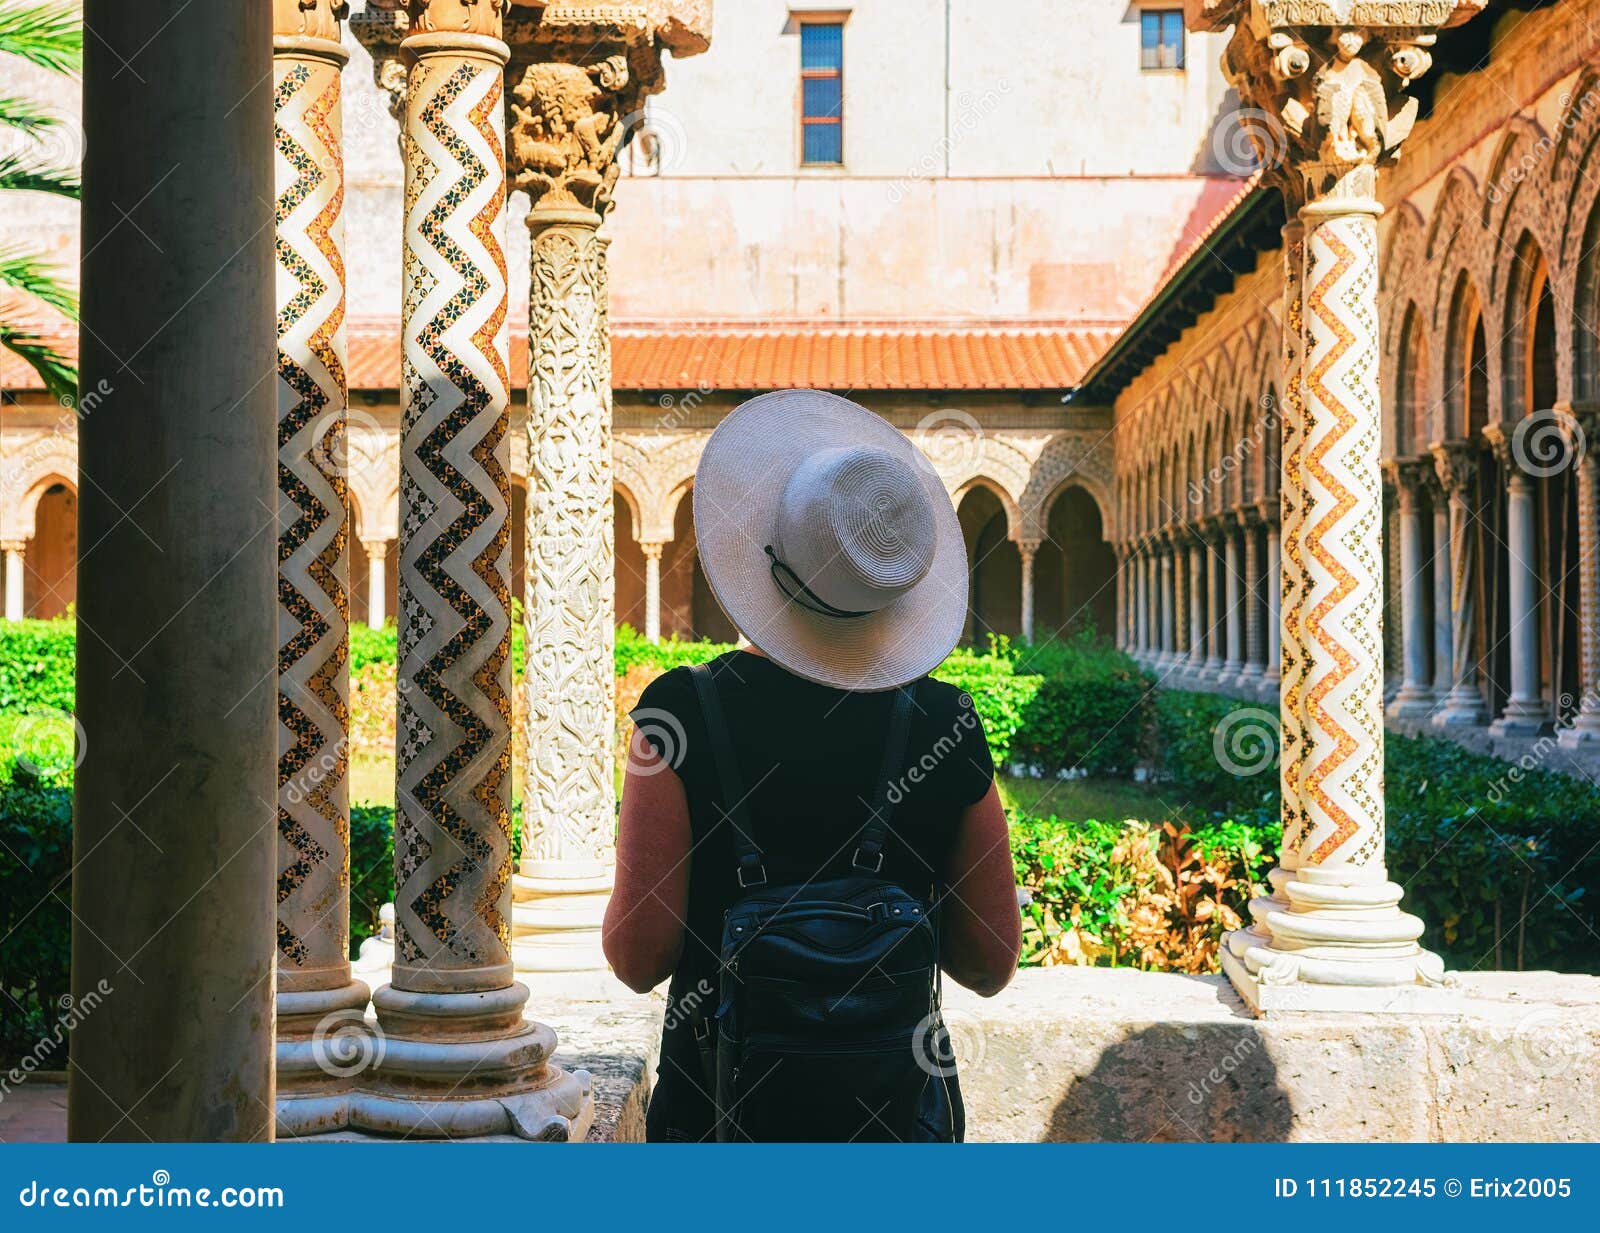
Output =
[{"x1": 996, "y1": 773, "x2": 1191, "y2": 824}]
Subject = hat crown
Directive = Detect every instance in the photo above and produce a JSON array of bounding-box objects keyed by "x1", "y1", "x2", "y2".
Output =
[{"x1": 774, "y1": 445, "x2": 937, "y2": 614}]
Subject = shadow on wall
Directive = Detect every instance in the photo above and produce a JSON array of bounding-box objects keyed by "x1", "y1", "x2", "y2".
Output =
[{"x1": 1046, "y1": 1019, "x2": 1292, "y2": 1142}]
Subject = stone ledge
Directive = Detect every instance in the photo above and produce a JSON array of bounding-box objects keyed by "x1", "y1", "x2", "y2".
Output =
[{"x1": 943, "y1": 968, "x2": 1600, "y2": 1142}]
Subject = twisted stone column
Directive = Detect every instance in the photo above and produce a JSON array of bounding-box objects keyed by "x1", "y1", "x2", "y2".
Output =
[
  {"x1": 1430, "y1": 441, "x2": 1487, "y2": 726},
  {"x1": 1197, "y1": 2, "x2": 1467, "y2": 1011},
  {"x1": 271, "y1": 0, "x2": 371, "y2": 1138},
  {"x1": 508, "y1": 52, "x2": 634, "y2": 986},
  {"x1": 1562, "y1": 408, "x2": 1600, "y2": 743},
  {"x1": 2, "y1": 540, "x2": 23, "y2": 620},
  {"x1": 362, "y1": 0, "x2": 591, "y2": 1139},
  {"x1": 1385, "y1": 459, "x2": 1435, "y2": 720}
]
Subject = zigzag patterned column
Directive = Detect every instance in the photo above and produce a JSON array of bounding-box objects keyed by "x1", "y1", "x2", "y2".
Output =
[
  {"x1": 508, "y1": 53, "x2": 635, "y2": 988},
  {"x1": 1196, "y1": 3, "x2": 1469, "y2": 1011},
  {"x1": 359, "y1": 0, "x2": 591, "y2": 1138},
  {"x1": 1562, "y1": 407, "x2": 1600, "y2": 742},
  {"x1": 271, "y1": 0, "x2": 372, "y2": 1138}
]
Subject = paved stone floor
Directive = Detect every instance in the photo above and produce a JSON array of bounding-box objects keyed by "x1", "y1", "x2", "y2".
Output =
[{"x1": 0, "y1": 1078, "x2": 67, "y2": 1143}]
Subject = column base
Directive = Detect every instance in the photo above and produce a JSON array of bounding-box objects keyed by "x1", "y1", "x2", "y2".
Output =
[
  {"x1": 1489, "y1": 700, "x2": 1547, "y2": 740},
  {"x1": 512, "y1": 860, "x2": 617, "y2": 1000},
  {"x1": 275, "y1": 977, "x2": 374, "y2": 1137},
  {"x1": 358, "y1": 982, "x2": 595, "y2": 1141},
  {"x1": 1385, "y1": 683, "x2": 1436, "y2": 722},
  {"x1": 1222, "y1": 866, "x2": 1452, "y2": 1018},
  {"x1": 1432, "y1": 686, "x2": 1489, "y2": 728},
  {"x1": 1558, "y1": 705, "x2": 1600, "y2": 747}
]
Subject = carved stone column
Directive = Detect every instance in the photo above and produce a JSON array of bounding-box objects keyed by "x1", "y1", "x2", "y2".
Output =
[
  {"x1": 1429, "y1": 440, "x2": 1488, "y2": 726},
  {"x1": 1561, "y1": 407, "x2": 1600, "y2": 743},
  {"x1": 507, "y1": 50, "x2": 633, "y2": 986},
  {"x1": 641, "y1": 540, "x2": 665, "y2": 643},
  {"x1": 2, "y1": 540, "x2": 23, "y2": 620},
  {"x1": 1136, "y1": 544, "x2": 1151, "y2": 657},
  {"x1": 361, "y1": 0, "x2": 591, "y2": 1139},
  {"x1": 1019, "y1": 537, "x2": 1040, "y2": 642},
  {"x1": 271, "y1": 0, "x2": 372, "y2": 1139},
  {"x1": 1171, "y1": 533, "x2": 1189, "y2": 665},
  {"x1": 362, "y1": 539, "x2": 388, "y2": 629},
  {"x1": 1385, "y1": 459, "x2": 1435, "y2": 720},
  {"x1": 1194, "y1": 0, "x2": 1475, "y2": 1011},
  {"x1": 1161, "y1": 537, "x2": 1177, "y2": 662}
]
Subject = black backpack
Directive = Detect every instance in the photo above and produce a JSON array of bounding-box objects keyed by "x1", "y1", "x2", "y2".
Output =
[{"x1": 688, "y1": 663, "x2": 964, "y2": 1143}]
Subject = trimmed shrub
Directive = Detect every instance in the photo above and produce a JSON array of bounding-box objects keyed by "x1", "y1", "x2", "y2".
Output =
[
  {"x1": 0, "y1": 619, "x2": 75, "y2": 715},
  {"x1": 1007, "y1": 633, "x2": 1153, "y2": 778}
]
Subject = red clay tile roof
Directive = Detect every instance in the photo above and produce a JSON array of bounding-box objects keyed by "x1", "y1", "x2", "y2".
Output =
[{"x1": 3, "y1": 319, "x2": 1123, "y2": 395}]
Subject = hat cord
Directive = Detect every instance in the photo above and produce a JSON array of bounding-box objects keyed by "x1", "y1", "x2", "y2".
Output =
[{"x1": 763, "y1": 545, "x2": 872, "y2": 619}]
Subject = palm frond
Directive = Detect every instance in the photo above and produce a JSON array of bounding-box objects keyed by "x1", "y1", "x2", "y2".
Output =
[
  {"x1": 0, "y1": 2, "x2": 82, "y2": 76},
  {"x1": 0, "y1": 247, "x2": 78, "y2": 320},
  {"x1": 0, "y1": 94, "x2": 58, "y2": 136},
  {"x1": 0, "y1": 322, "x2": 76, "y2": 406},
  {"x1": 0, "y1": 152, "x2": 78, "y2": 199}
]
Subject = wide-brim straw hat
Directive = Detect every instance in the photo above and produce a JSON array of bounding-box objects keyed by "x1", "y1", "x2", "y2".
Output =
[{"x1": 693, "y1": 390, "x2": 968, "y2": 692}]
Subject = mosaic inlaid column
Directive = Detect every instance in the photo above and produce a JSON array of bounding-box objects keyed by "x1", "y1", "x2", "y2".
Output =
[
  {"x1": 271, "y1": 0, "x2": 372, "y2": 1138},
  {"x1": 509, "y1": 52, "x2": 635, "y2": 983},
  {"x1": 641, "y1": 540, "x2": 664, "y2": 643},
  {"x1": 1562, "y1": 408, "x2": 1600, "y2": 743},
  {"x1": 1239, "y1": 507, "x2": 1265, "y2": 688},
  {"x1": 360, "y1": 0, "x2": 591, "y2": 1139},
  {"x1": 1019, "y1": 538, "x2": 1039, "y2": 642},
  {"x1": 2, "y1": 540, "x2": 23, "y2": 620},
  {"x1": 1430, "y1": 441, "x2": 1488, "y2": 726},
  {"x1": 1199, "y1": 2, "x2": 1467, "y2": 1010},
  {"x1": 1385, "y1": 460, "x2": 1435, "y2": 720}
]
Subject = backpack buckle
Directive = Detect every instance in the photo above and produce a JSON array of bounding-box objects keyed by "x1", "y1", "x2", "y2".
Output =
[
  {"x1": 737, "y1": 862, "x2": 768, "y2": 888},
  {"x1": 851, "y1": 847, "x2": 884, "y2": 873}
]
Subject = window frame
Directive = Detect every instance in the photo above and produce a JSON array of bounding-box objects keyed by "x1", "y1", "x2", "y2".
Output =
[
  {"x1": 796, "y1": 14, "x2": 846, "y2": 167},
  {"x1": 1139, "y1": 9, "x2": 1186, "y2": 73}
]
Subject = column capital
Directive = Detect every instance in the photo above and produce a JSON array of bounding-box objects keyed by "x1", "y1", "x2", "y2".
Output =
[
  {"x1": 405, "y1": 0, "x2": 509, "y2": 39},
  {"x1": 1236, "y1": 501, "x2": 1263, "y2": 530},
  {"x1": 639, "y1": 539, "x2": 665, "y2": 561},
  {"x1": 1, "y1": 539, "x2": 26, "y2": 553},
  {"x1": 1253, "y1": 496, "x2": 1278, "y2": 527},
  {"x1": 1014, "y1": 536, "x2": 1042, "y2": 558},
  {"x1": 274, "y1": 0, "x2": 350, "y2": 59},
  {"x1": 1187, "y1": 0, "x2": 1483, "y2": 208},
  {"x1": 360, "y1": 539, "x2": 389, "y2": 562},
  {"x1": 1430, "y1": 438, "x2": 1477, "y2": 495},
  {"x1": 1382, "y1": 457, "x2": 1429, "y2": 509},
  {"x1": 508, "y1": 54, "x2": 634, "y2": 221}
]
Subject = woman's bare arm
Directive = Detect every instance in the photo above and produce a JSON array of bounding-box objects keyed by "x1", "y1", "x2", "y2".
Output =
[
  {"x1": 939, "y1": 781, "x2": 1022, "y2": 997},
  {"x1": 601, "y1": 737, "x2": 692, "y2": 993}
]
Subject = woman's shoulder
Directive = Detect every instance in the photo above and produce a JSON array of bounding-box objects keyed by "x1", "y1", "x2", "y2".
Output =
[{"x1": 914, "y1": 674, "x2": 980, "y2": 720}]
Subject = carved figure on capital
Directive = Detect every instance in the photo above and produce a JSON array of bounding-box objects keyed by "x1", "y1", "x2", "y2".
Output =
[{"x1": 509, "y1": 55, "x2": 631, "y2": 215}]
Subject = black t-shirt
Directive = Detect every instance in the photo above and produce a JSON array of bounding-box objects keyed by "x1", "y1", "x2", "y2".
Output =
[{"x1": 630, "y1": 649, "x2": 994, "y2": 1141}]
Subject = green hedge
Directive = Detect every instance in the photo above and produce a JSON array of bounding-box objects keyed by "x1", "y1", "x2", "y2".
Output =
[
  {"x1": 1008, "y1": 634, "x2": 1153, "y2": 777},
  {"x1": 0, "y1": 619, "x2": 74, "y2": 715}
]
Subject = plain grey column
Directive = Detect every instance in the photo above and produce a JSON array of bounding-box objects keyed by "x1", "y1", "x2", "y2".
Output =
[
  {"x1": 1492, "y1": 471, "x2": 1547, "y2": 737},
  {"x1": 1266, "y1": 523, "x2": 1282, "y2": 683},
  {"x1": 1187, "y1": 544, "x2": 1205, "y2": 667},
  {"x1": 1387, "y1": 481, "x2": 1435, "y2": 720},
  {"x1": 1222, "y1": 526, "x2": 1244, "y2": 683},
  {"x1": 1429, "y1": 497, "x2": 1452, "y2": 701},
  {"x1": 71, "y1": 2, "x2": 276, "y2": 1141}
]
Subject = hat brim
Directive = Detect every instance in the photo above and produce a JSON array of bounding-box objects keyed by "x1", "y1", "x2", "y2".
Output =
[{"x1": 693, "y1": 390, "x2": 969, "y2": 692}]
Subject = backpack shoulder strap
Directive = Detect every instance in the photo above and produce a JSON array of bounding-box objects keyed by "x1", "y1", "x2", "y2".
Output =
[
  {"x1": 851, "y1": 682, "x2": 917, "y2": 873},
  {"x1": 689, "y1": 661, "x2": 767, "y2": 888}
]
